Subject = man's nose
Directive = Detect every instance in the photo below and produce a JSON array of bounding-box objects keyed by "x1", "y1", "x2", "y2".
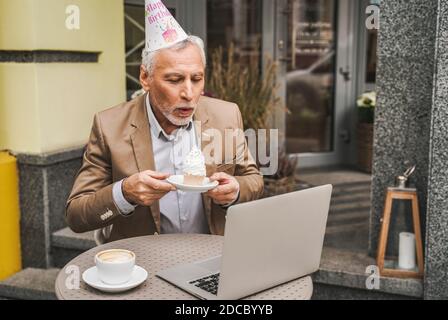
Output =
[{"x1": 180, "y1": 82, "x2": 193, "y2": 101}]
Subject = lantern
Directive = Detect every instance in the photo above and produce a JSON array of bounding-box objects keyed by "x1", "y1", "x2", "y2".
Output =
[{"x1": 376, "y1": 165, "x2": 424, "y2": 278}]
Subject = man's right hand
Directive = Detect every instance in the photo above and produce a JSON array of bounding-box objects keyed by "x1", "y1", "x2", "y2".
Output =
[{"x1": 122, "y1": 171, "x2": 176, "y2": 207}]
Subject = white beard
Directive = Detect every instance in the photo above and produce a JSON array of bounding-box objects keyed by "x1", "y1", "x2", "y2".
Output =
[{"x1": 163, "y1": 110, "x2": 194, "y2": 127}]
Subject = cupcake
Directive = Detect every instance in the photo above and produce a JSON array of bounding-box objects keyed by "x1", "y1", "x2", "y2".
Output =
[{"x1": 183, "y1": 146, "x2": 206, "y2": 185}]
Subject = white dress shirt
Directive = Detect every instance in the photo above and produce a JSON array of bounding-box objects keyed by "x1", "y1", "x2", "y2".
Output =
[{"x1": 112, "y1": 95, "x2": 209, "y2": 234}]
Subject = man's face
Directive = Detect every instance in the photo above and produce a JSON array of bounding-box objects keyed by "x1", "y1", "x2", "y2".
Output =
[{"x1": 140, "y1": 44, "x2": 205, "y2": 127}]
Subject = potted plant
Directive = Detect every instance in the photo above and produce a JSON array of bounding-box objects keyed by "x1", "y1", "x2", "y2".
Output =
[
  {"x1": 207, "y1": 43, "x2": 283, "y2": 130},
  {"x1": 262, "y1": 149, "x2": 299, "y2": 198},
  {"x1": 356, "y1": 91, "x2": 376, "y2": 173}
]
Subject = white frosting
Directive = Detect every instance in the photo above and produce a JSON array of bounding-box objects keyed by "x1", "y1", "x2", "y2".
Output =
[{"x1": 183, "y1": 146, "x2": 206, "y2": 176}]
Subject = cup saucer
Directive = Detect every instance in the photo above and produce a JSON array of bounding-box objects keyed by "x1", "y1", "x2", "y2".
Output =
[
  {"x1": 167, "y1": 175, "x2": 219, "y2": 192},
  {"x1": 82, "y1": 265, "x2": 148, "y2": 293}
]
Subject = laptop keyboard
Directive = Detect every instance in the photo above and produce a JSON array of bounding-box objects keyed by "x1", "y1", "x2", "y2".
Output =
[{"x1": 189, "y1": 273, "x2": 220, "y2": 295}]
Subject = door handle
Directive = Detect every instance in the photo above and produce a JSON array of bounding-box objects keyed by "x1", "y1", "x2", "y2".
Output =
[
  {"x1": 278, "y1": 40, "x2": 285, "y2": 50},
  {"x1": 277, "y1": 40, "x2": 292, "y2": 63},
  {"x1": 339, "y1": 67, "x2": 351, "y2": 81}
]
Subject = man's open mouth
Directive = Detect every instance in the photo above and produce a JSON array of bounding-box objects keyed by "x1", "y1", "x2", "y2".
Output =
[{"x1": 176, "y1": 108, "x2": 194, "y2": 117}]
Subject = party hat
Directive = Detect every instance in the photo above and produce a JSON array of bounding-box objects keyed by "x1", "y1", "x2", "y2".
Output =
[{"x1": 145, "y1": 0, "x2": 188, "y2": 52}]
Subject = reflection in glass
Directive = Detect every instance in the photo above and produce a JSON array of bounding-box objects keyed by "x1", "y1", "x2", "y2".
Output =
[
  {"x1": 285, "y1": 0, "x2": 336, "y2": 154},
  {"x1": 206, "y1": 0, "x2": 262, "y2": 67}
]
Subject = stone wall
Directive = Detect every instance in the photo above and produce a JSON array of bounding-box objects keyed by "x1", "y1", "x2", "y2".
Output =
[{"x1": 370, "y1": 0, "x2": 448, "y2": 299}]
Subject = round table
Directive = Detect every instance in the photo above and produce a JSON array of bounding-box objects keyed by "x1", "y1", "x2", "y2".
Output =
[{"x1": 55, "y1": 234, "x2": 313, "y2": 300}]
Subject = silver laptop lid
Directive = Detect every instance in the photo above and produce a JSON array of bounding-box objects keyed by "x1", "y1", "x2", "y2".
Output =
[{"x1": 217, "y1": 184, "x2": 332, "y2": 300}]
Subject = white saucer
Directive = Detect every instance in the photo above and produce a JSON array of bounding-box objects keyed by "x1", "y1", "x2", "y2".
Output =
[
  {"x1": 82, "y1": 265, "x2": 148, "y2": 293},
  {"x1": 167, "y1": 175, "x2": 219, "y2": 192}
]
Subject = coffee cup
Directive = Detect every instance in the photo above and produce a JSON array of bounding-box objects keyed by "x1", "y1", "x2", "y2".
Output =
[{"x1": 94, "y1": 249, "x2": 135, "y2": 285}]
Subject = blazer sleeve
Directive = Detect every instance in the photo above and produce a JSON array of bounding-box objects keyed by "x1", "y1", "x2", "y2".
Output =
[
  {"x1": 232, "y1": 105, "x2": 265, "y2": 204},
  {"x1": 65, "y1": 114, "x2": 123, "y2": 233}
]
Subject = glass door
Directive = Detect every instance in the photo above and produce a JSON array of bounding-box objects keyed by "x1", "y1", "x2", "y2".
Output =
[
  {"x1": 181, "y1": 0, "x2": 357, "y2": 168},
  {"x1": 276, "y1": 0, "x2": 356, "y2": 167}
]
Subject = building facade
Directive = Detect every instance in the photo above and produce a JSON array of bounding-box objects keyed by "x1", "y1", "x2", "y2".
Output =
[{"x1": 1, "y1": 0, "x2": 448, "y2": 299}]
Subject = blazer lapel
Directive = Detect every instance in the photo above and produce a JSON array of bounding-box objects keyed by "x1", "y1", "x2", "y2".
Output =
[{"x1": 129, "y1": 93, "x2": 161, "y2": 233}]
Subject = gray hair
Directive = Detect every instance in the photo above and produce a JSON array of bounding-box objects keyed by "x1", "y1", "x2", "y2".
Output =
[{"x1": 141, "y1": 35, "x2": 206, "y2": 77}]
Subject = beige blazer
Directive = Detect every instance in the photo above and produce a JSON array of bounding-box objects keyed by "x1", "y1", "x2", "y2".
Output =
[{"x1": 65, "y1": 94, "x2": 264, "y2": 242}]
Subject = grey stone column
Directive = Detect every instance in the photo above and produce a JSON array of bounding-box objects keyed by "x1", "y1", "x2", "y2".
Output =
[
  {"x1": 370, "y1": 0, "x2": 448, "y2": 299},
  {"x1": 370, "y1": 0, "x2": 437, "y2": 256},
  {"x1": 424, "y1": 0, "x2": 448, "y2": 300},
  {"x1": 15, "y1": 148, "x2": 83, "y2": 268}
]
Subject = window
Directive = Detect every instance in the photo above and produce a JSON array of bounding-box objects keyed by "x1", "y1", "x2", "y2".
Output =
[{"x1": 206, "y1": 0, "x2": 263, "y2": 65}]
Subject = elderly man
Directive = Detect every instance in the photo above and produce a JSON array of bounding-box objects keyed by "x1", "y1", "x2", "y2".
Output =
[{"x1": 65, "y1": 33, "x2": 264, "y2": 243}]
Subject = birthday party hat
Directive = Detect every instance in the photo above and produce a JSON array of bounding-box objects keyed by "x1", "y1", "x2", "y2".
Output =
[{"x1": 144, "y1": 0, "x2": 188, "y2": 52}]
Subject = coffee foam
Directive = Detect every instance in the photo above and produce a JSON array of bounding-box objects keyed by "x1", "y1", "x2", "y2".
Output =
[{"x1": 98, "y1": 250, "x2": 133, "y2": 263}]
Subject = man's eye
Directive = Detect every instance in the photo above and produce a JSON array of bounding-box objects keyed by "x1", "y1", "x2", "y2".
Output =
[
  {"x1": 168, "y1": 79, "x2": 181, "y2": 83},
  {"x1": 192, "y1": 78, "x2": 203, "y2": 82}
]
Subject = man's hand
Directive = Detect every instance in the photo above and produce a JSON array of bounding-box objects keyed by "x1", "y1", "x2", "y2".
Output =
[
  {"x1": 122, "y1": 170, "x2": 176, "y2": 207},
  {"x1": 207, "y1": 172, "x2": 240, "y2": 206}
]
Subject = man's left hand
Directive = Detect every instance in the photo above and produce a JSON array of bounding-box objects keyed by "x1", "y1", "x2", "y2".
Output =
[{"x1": 207, "y1": 172, "x2": 240, "y2": 206}]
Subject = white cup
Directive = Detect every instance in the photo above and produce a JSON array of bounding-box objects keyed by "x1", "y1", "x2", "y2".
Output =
[{"x1": 94, "y1": 249, "x2": 136, "y2": 285}]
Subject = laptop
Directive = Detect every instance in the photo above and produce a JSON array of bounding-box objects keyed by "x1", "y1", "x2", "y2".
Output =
[{"x1": 156, "y1": 184, "x2": 333, "y2": 300}]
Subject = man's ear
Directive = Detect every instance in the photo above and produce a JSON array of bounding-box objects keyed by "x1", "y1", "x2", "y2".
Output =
[{"x1": 139, "y1": 65, "x2": 151, "y2": 92}]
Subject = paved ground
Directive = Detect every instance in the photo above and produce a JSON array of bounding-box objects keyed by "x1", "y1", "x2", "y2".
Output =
[
  {"x1": 298, "y1": 166, "x2": 372, "y2": 186},
  {"x1": 298, "y1": 166, "x2": 372, "y2": 252}
]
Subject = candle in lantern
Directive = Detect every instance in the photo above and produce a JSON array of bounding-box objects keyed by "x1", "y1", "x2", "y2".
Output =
[{"x1": 398, "y1": 232, "x2": 416, "y2": 270}]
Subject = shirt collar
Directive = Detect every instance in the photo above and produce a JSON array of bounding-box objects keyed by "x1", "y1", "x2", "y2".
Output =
[{"x1": 145, "y1": 93, "x2": 193, "y2": 141}]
